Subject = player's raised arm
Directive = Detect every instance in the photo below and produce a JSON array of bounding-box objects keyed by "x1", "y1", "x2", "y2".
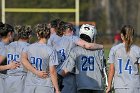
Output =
[
  {"x1": 75, "y1": 24, "x2": 103, "y2": 49},
  {"x1": 61, "y1": 23, "x2": 105, "y2": 93},
  {"x1": 76, "y1": 38, "x2": 103, "y2": 49}
]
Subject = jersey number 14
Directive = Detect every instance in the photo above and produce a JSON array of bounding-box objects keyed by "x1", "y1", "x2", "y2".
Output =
[{"x1": 118, "y1": 59, "x2": 132, "y2": 74}]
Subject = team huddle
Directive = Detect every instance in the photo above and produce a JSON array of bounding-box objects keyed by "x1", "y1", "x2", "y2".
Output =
[{"x1": 0, "y1": 19, "x2": 140, "y2": 93}]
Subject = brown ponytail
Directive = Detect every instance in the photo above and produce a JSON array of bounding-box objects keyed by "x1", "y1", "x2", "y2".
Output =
[
  {"x1": 35, "y1": 24, "x2": 50, "y2": 39},
  {"x1": 50, "y1": 19, "x2": 64, "y2": 37},
  {"x1": 121, "y1": 25, "x2": 134, "y2": 53}
]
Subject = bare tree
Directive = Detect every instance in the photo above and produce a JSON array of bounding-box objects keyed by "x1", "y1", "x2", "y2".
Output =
[
  {"x1": 88, "y1": 0, "x2": 94, "y2": 20},
  {"x1": 137, "y1": 0, "x2": 140, "y2": 36},
  {"x1": 105, "y1": 0, "x2": 111, "y2": 34}
]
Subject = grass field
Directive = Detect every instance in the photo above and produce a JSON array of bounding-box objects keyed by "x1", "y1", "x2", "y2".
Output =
[{"x1": 104, "y1": 45, "x2": 111, "y2": 60}]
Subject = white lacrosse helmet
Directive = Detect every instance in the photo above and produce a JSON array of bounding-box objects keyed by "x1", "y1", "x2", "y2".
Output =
[{"x1": 79, "y1": 24, "x2": 97, "y2": 41}]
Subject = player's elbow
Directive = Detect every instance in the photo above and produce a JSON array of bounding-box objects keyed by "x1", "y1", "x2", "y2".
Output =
[
  {"x1": 49, "y1": 66, "x2": 57, "y2": 75},
  {"x1": 84, "y1": 44, "x2": 92, "y2": 49}
]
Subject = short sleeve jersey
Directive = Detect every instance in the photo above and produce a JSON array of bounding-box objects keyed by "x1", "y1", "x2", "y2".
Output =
[
  {"x1": 0, "y1": 41, "x2": 8, "y2": 75},
  {"x1": 63, "y1": 46, "x2": 105, "y2": 90},
  {"x1": 54, "y1": 35, "x2": 79, "y2": 72},
  {"x1": 23, "y1": 42, "x2": 58, "y2": 87},
  {"x1": 108, "y1": 43, "x2": 140, "y2": 88},
  {"x1": 5, "y1": 41, "x2": 30, "y2": 75},
  {"x1": 47, "y1": 33, "x2": 61, "y2": 47}
]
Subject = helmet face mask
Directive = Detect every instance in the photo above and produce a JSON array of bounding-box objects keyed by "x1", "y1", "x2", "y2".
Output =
[{"x1": 79, "y1": 24, "x2": 97, "y2": 42}]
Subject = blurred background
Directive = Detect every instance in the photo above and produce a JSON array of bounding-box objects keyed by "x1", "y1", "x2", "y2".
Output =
[{"x1": 0, "y1": 0, "x2": 140, "y2": 58}]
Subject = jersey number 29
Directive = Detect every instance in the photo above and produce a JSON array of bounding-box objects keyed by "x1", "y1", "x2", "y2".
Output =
[{"x1": 81, "y1": 56, "x2": 94, "y2": 71}]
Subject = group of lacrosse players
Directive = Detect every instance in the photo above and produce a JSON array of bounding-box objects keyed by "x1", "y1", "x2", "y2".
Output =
[{"x1": 0, "y1": 20, "x2": 140, "y2": 93}]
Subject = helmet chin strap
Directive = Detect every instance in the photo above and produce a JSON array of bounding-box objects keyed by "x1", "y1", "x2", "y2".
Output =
[{"x1": 92, "y1": 36, "x2": 96, "y2": 43}]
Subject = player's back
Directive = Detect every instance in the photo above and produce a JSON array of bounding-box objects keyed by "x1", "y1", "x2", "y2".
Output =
[
  {"x1": 0, "y1": 41, "x2": 7, "y2": 57},
  {"x1": 0, "y1": 41, "x2": 6, "y2": 49},
  {"x1": 47, "y1": 33, "x2": 61, "y2": 47},
  {"x1": 70, "y1": 46, "x2": 104, "y2": 91},
  {"x1": 109, "y1": 43, "x2": 140, "y2": 88},
  {"x1": 25, "y1": 42, "x2": 57, "y2": 87},
  {"x1": 6, "y1": 41, "x2": 29, "y2": 75},
  {"x1": 0, "y1": 41, "x2": 8, "y2": 75},
  {"x1": 54, "y1": 35, "x2": 79, "y2": 72}
]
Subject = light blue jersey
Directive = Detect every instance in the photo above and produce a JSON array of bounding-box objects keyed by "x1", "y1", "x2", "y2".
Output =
[
  {"x1": 47, "y1": 33, "x2": 61, "y2": 47},
  {"x1": 0, "y1": 41, "x2": 8, "y2": 93},
  {"x1": 0, "y1": 41, "x2": 7, "y2": 57},
  {"x1": 5, "y1": 41, "x2": 30, "y2": 75},
  {"x1": 0, "y1": 41, "x2": 8, "y2": 75},
  {"x1": 63, "y1": 46, "x2": 104, "y2": 91},
  {"x1": 3, "y1": 41, "x2": 30, "y2": 93},
  {"x1": 53, "y1": 35, "x2": 79, "y2": 93},
  {"x1": 54, "y1": 35, "x2": 79, "y2": 73},
  {"x1": 108, "y1": 43, "x2": 140, "y2": 88},
  {"x1": 23, "y1": 42, "x2": 58, "y2": 87}
]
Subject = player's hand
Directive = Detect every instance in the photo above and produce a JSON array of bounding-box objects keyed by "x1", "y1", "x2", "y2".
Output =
[
  {"x1": 55, "y1": 90, "x2": 60, "y2": 93},
  {"x1": 36, "y1": 71, "x2": 48, "y2": 79},
  {"x1": 91, "y1": 43, "x2": 104, "y2": 49},
  {"x1": 106, "y1": 86, "x2": 111, "y2": 93},
  {"x1": 8, "y1": 61, "x2": 20, "y2": 69},
  {"x1": 96, "y1": 44, "x2": 103, "y2": 49}
]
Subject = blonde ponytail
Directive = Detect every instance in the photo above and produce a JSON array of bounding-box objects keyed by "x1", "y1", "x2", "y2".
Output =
[{"x1": 121, "y1": 25, "x2": 134, "y2": 53}]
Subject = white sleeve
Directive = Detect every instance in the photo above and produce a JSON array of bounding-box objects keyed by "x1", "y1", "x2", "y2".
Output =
[
  {"x1": 22, "y1": 46, "x2": 28, "y2": 53},
  {"x1": 108, "y1": 47, "x2": 115, "y2": 64},
  {"x1": 72, "y1": 35, "x2": 80, "y2": 44},
  {"x1": 0, "y1": 46, "x2": 6, "y2": 57},
  {"x1": 47, "y1": 34, "x2": 55, "y2": 46},
  {"x1": 62, "y1": 49, "x2": 76, "y2": 72},
  {"x1": 138, "y1": 47, "x2": 140, "y2": 64},
  {"x1": 49, "y1": 50, "x2": 59, "y2": 66}
]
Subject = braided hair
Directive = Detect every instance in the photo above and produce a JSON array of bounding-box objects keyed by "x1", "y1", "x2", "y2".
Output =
[
  {"x1": 60, "y1": 22, "x2": 75, "y2": 32},
  {"x1": 14, "y1": 25, "x2": 32, "y2": 39},
  {"x1": 57, "y1": 21, "x2": 66, "y2": 36},
  {"x1": 35, "y1": 24, "x2": 50, "y2": 39},
  {"x1": 0, "y1": 23, "x2": 14, "y2": 37},
  {"x1": 50, "y1": 19, "x2": 61, "y2": 28}
]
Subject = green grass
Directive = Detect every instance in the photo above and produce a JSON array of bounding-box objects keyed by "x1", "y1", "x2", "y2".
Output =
[{"x1": 104, "y1": 47, "x2": 110, "y2": 60}]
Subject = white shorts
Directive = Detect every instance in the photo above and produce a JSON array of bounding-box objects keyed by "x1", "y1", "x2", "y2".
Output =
[
  {"x1": 0, "y1": 78, "x2": 5, "y2": 93},
  {"x1": 23, "y1": 85, "x2": 55, "y2": 93},
  {"x1": 5, "y1": 75, "x2": 26, "y2": 93},
  {"x1": 115, "y1": 88, "x2": 140, "y2": 93}
]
